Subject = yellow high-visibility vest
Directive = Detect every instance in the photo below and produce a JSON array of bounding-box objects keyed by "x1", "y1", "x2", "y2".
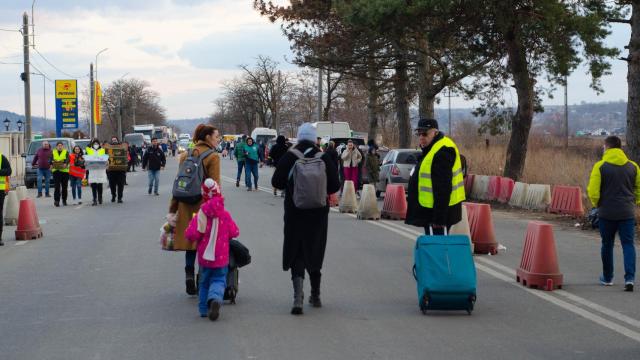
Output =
[
  {"x1": 52, "y1": 149, "x2": 69, "y2": 173},
  {"x1": 418, "y1": 136, "x2": 466, "y2": 208},
  {"x1": 85, "y1": 147, "x2": 106, "y2": 156},
  {"x1": 0, "y1": 153, "x2": 9, "y2": 191}
]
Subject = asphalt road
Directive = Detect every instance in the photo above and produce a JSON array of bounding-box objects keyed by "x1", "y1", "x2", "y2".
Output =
[{"x1": 0, "y1": 154, "x2": 639, "y2": 359}]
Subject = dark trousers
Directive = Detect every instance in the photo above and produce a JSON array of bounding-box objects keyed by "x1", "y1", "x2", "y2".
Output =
[
  {"x1": 91, "y1": 183, "x2": 103, "y2": 202},
  {"x1": 0, "y1": 191, "x2": 5, "y2": 236},
  {"x1": 53, "y1": 171, "x2": 69, "y2": 203},
  {"x1": 107, "y1": 171, "x2": 126, "y2": 200},
  {"x1": 290, "y1": 256, "x2": 321, "y2": 282},
  {"x1": 128, "y1": 160, "x2": 136, "y2": 172}
]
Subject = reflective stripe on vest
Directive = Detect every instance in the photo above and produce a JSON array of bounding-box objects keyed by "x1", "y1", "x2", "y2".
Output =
[
  {"x1": 0, "y1": 154, "x2": 8, "y2": 191},
  {"x1": 417, "y1": 136, "x2": 466, "y2": 208},
  {"x1": 52, "y1": 149, "x2": 69, "y2": 173}
]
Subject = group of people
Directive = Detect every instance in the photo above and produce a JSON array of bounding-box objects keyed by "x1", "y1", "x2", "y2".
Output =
[
  {"x1": 31, "y1": 136, "x2": 168, "y2": 206},
  {"x1": 232, "y1": 136, "x2": 265, "y2": 191}
]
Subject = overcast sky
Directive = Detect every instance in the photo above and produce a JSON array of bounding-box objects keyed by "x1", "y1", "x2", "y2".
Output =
[{"x1": 0, "y1": 1, "x2": 633, "y2": 120}]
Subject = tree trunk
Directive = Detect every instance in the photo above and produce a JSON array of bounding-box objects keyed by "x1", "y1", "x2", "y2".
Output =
[
  {"x1": 417, "y1": 37, "x2": 435, "y2": 119},
  {"x1": 627, "y1": 3, "x2": 640, "y2": 163},
  {"x1": 394, "y1": 57, "x2": 411, "y2": 148},
  {"x1": 366, "y1": 76, "x2": 379, "y2": 141},
  {"x1": 503, "y1": 28, "x2": 534, "y2": 181}
]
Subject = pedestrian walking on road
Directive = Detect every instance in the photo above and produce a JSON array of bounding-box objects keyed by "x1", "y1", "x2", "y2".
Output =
[
  {"x1": 340, "y1": 140, "x2": 362, "y2": 191},
  {"x1": 128, "y1": 144, "x2": 138, "y2": 172},
  {"x1": 69, "y1": 146, "x2": 85, "y2": 205},
  {"x1": 169, "y1": 124, "x2": 221, "y2": 296},
  {"x1": 234, "y1": 137, "x2": 246, "y2": 187},
  {"x1": 171, "y1": 140, "x2": 177, "y2": 157},
  {"x1": 51, "y1": 141, "x2": 70, "y2": 207},
  {"x1": 405, "y1": 119, "x2": 464, "y2": 235},
  {"x1": 106, "y1": 137, "x2": 126, "y2": 203},
  {"x1": 269, "y1": 135, "x2": 289, "y2": 196},
  {"x1": 229, "y1": 140, "x2": 235, "y2": 160},
  {"x1": 32, "y1": 141, "x2": 52, "y2": 198},
  {"x1": 365, "y1": 144, "x2": 380, "y2": 186},
  {"x1": 185, "y1": 178, "x2": 239, "y2": 320},
  {"x1": 142, "y1": 137, "x2": 167, "y2": 196},
  {"x1": 0, "y1": 152, "x2": 12, "y2": 246},
  {"x1": 243, "y1": 137, "x2": 261, "y2": 191},
  {"x1": 587, "y1": 136, "x2": 640, "y2": 292},
  {"x1": 86, "y1": 139, "x2": 106, "y2": 206},
  {"x1": 272, "y1": 123, "x2": 341, "y2": 315}
]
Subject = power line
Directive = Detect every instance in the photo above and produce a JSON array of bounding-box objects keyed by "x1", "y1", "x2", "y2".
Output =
[
  {"x1": 29, "y1": 62, "x2": 55, "y2": 84},
  {"x1": 0, "y1": 60, "x2": 22, "y2": 65},
  {"x1": 33, "y1": 47, "x2": 85, "y2": 79},
  {"x1": 0, "y1": 28, "x2": 20, "y2": 33}
]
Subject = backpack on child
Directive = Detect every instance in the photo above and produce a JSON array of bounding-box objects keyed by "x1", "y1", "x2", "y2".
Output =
[
  {"x1": 288, "y1": 148, "x2": 327, "y2": 209},
  {"x1": 172, "y1": 148, "x2": 215, "y2": 204}
]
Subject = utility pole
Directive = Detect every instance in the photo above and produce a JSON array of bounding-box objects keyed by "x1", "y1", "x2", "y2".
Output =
[
  {"x1": 90, "y1": 63, "x2": 94, "y2": 139},
  {"x1": 117, "y1": 87, "x2": 123, "y2": 140},
  {"x1": 317, "y1": 68, "x2": 323, "y2": 123},
  {"x1": 564, "y1": 75, "x2": 569, "y2": 149},
  {"x1": 444, "y1": 87, "x2": 457, "y2": 137},
  {"x1": 22, "y1": 12, "x2": 32, "y2": 149},
  {"x1": 131, "y1": 97, "x2": 136, "y2": 127}
]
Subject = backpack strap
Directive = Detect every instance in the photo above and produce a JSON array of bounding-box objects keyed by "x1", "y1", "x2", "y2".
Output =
[{"x1": 289, "y1": 148, "x2": 304, "y2": 160}]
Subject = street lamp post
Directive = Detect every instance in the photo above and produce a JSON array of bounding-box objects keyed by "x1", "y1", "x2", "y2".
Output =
[
  {"x1": 17, "y1": 119, "x2": 23, "y2": 131},
  {"x1": 3, "y1": 118, "x2": 10, "y2": 132},
  {"x1": 94, "y1": 48, "x2": 108, "y2": 139}
]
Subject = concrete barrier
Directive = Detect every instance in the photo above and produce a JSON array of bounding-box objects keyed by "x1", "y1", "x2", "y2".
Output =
[
  {"x1": 509, "y1": 182, "x2": 529, "y2": 208},
  {"x1": 357, "y1": 184, "x2": 380, "y2": 220},
  {"x1": 471, "y1": 175, "x2": 490, "y2": 200},
  {"x1": 523, "y1": 184, "x2": 552, "y2": 211},
  {"x1": 339, "y1": 180, "x2": 358, "y2": 214},
  {"x1": 450, "y1": 204, "x2": 473, "y2": 252},
  {"x1": 4, "y1": 190, "x2": 19, "y2": 225}
]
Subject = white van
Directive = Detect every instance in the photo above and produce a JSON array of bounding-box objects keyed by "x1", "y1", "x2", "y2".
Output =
[
  {"x1": 312, "y1": 121, "x2": 351, "y2": 140},
  {"x1": 251, "y1": 127, "x2": 277, "y2": 145}
]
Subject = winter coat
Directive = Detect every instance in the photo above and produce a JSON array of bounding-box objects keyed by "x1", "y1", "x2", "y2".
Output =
[
  {"x1": 269, "y1": 136, "x2": 288, "y2": 166},
  {"x1": 405, "y1": 133, "x2": 462, "y2": 228},
  {"x1": 142, "y1": 145, "x2": 166, "y2": 171},
  {"x1": 271, "y1": 140, "x2": 341, "y2": 272},
  {"x1": 32, "y1": 147, "x2": 53, "y2": 169},
  {"x1": 588, "y1": 148, "x2": 640, "y2": 221},
  {"x1": 341, "y1": 147, "x2": 362, "y2": 168},
  {"x1": 169, "y1": 141, "x2": 221, "y2": 251},
  {"x1": 244, "y1": 143, "x2": 260, "y2": 163},
  {"x1": 365, "y1": 153, "x2": 380, "y2": 184},
  {"x1": 185, "y1": 196, "x2": 240, "y2": 269},
  {"x1": 234, "y1": 141, "x2": 246, "y2": 161}
]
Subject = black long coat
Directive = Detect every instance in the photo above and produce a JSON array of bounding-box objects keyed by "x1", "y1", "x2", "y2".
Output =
[
  {"x1": 271, "y1": 140, "x2": 341, "y2": 272},
  {"x1": 405, "y1": 133, "x2": 462, "y2": 228}
]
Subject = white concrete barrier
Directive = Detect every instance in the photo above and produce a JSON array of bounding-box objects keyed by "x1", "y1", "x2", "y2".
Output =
[
  {"x1": 339, "y1": 180, "x2": 358, "y2": 214},
  {"x1": 509, "y1": 182, "x2": 529, "y2": 208},
  {"x1": 4, "y1": 190, "x2": 19, "y2": 225},
  {"x1": 523, "y1": 184, "x2": 551, "y2": 210},
  {"x1": 450, "y1": 204, "x2": 473, "y2": 253},
  {"x1": 357, "y1": 184, "x2": 380, "y2": 220},
  {"x1": 471, "y1": 175, "x2": 490, "y2": 200}
]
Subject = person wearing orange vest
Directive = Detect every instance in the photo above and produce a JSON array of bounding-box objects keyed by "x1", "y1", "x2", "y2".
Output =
[
  {"x1": 69, "y1": 145, "x2": 85, "y2": 205},
  {"x1": 0, "y1": 152, "x2": 12, "y2": 246},
  {"x1": 51, "y1": 141, "x2": 70, "y2": 207}
]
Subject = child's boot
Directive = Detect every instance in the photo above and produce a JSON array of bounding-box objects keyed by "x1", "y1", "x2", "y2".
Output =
[{"x1": 208, "y1": 299, "x2": 221, "y2": 321}]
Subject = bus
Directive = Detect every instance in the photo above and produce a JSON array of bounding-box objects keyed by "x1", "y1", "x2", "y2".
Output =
[{"x1": 133, "y1": 124, "x2": 154, "y2": 139}]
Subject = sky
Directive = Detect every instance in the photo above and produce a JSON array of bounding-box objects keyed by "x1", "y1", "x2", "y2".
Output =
[{"x1": 0, "y1": 0, "x2": 633, "y2": 120}]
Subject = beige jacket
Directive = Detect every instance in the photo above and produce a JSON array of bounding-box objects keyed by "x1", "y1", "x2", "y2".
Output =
[{"x1": 341, "y1": 147, "x2": 362, "y2": 168}]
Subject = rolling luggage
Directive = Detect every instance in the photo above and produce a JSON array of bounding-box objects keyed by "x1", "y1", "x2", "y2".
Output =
[
  {"x1": 223, "y1": 239, "x2": 251, "y2": 304},
  {"x1": 413, "y1": 228, "x2": 477, "y2": 314}
]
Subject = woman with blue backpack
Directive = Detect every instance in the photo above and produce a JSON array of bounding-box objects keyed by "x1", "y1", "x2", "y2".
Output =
[
  {"x1": 271, "y1": 123, "x2": 341, "y2": 315},
  {"x1": 168, "y1": 124, "x2": 221, "y2": 296}
]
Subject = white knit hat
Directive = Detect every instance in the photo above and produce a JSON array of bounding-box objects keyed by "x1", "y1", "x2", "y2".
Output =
[{"x1": 297, "y1": 123, "x2": 317, "y2": 143}]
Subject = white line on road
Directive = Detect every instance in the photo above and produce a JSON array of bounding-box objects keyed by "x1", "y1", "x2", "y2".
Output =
[
  {"x1": 15, "y1": 241, "x2": 27, "y2": 246},
  {"x1": 221, "y1": 175, "x2": 640, "y2": 342}
]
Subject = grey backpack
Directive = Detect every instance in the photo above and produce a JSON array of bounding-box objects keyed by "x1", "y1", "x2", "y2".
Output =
[
  {"x1": 172, "y1": 148, "x2": 214, "y2": 204},
  {"x1": 289, "y1": 148, "x2": 327, "y2": 209}
]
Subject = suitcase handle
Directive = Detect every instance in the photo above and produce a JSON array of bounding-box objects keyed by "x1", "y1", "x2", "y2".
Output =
[
  {"x1": 428, "y1": 226, "x2": 448, "y2": 236},
  {"x1": 412, "y1": 265, "x2": 417, "y2": 280}
]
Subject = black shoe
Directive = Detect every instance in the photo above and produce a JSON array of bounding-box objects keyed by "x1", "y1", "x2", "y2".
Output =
[
  {"x1": 37, "y1": 194, "x2": 42, "y2": 198},
  {"x1": 148, "y1": 189, "x2": 152, "y2": 195},
  {"x1": 236, "y1": 180, "x2": 239, "y2": 188},
  {"x1": 62, "y1": 201, "x2": 67, "y2": 206},
  {"x1": 111, "y1": 197, "x2": 116, "y2": 203},
  {"x1": 207, "y1": 300, "x2": 221, "y2": 321},
  {"x1": 154, "y1": 192, "x2": 159, "y2": 196},
  {"x1": 185, "y1": 267, "x2": 197, "y2": 296},
  {"x1": 247, "y1": 188, "x2": 252, "y2": 191},
  {"x1": 0, "y1": 240, "x2": 4, "y2": 246},
  {"x1": 45, "y1": 194, "x2": 51, "y2": 198},
  {"x1": 54, "y1": 202, "x2": 59, "y2": 207},
  {"x1": 625, "y1": 282, "x2": 634, "y2": 292},
  {"x1": 117, "y1": 199, "x2": 123, "y2": 204},
  {"x1": 92, "y1": 201, "x2": 97, "y2": 206},
  {"x1": 309, "y1": 295, "x2": 322, "y2": 308},
  {"x1": 78, "y1": 201, "x2": 82, "y2": 205},
  {"x1": 98, "y1": 199, "x2": 103, "y2": 204}
]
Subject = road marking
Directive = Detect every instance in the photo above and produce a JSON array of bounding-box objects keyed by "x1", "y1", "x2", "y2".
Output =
[
  {"x1": 15, "y1": 241, "x2": 27, "y2": 246},
  {"x1": 223, "y1": 174, "x2": 640, "y2": 341}
]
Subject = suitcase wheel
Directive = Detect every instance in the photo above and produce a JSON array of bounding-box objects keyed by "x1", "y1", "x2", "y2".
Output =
[
  {"x1": 420, "y1": 294, "x2": 429, "y2": 315},
  {"x1": 466, "y1": 295, "x2": 476, "y2": 315}
]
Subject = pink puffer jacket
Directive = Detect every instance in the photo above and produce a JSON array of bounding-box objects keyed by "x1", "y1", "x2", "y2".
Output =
[{"x1": 185, "y1": 196, "x2": 239, "y2": 269}]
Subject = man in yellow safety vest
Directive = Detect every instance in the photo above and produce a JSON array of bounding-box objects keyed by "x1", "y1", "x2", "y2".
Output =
[
  {"x1": 405, "y1": 118, "x2": 465, "y2": 235},
  {"x1": 51, "y1": 141, "x2": 70, "y2": 207},
  {"x1": 0, "y1": 152, "x2": 12, "y2": 246}
]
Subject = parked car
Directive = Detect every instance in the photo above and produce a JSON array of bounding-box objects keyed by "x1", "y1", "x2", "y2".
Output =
[
  {"x1": 375, "y1": 149, "x2": 422, "y2": 197},
  {"x1": 178, "y1": 139, "x2": 190, "y2": 153},
  {"x1": 23, "y1": 138, "x2": 76, "y2": 189}
]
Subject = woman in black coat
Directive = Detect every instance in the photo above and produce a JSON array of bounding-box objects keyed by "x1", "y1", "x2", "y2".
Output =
[{"x1": 272, "y1": 124, "x2": 341, "y2": 315}]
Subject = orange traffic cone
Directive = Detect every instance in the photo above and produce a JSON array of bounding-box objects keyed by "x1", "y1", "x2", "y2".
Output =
[
  {"x1": 516, "y1": 221, "x2": 563, "y2": 291},
  {"x1": 15, "y1": 198, "x2": 43, "y2": 240}
]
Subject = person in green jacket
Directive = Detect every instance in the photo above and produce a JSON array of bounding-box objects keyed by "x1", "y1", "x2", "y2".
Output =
[
  {"x1": 234, "y1": 136, "x2": 246, "y2": 187},
  {"x1": 243, "y1": 137, "x2": 263, "y2": 191}
]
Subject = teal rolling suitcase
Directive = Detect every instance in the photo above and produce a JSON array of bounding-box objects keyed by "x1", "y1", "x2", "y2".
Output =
[{"x1": 413, "y1": 229, "x2": 477, "y2": 314}]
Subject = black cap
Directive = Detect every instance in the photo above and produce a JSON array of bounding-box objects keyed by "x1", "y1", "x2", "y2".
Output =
[{"x1": 415, "y1": 118, "x2": 439, "y2": 131}]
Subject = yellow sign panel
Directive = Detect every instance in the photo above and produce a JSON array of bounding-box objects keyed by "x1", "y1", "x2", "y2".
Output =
[
  {"x1": 94, "y1": 81, "x2": 102, "y2": 125},
  {"x1": 55, "y1": 80, "x2": 77, "y2": 99}
]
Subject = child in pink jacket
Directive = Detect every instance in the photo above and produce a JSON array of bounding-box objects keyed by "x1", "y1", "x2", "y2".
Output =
[{"x1": 185, "y1": 178, "x2": 239, "y2": 320}]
